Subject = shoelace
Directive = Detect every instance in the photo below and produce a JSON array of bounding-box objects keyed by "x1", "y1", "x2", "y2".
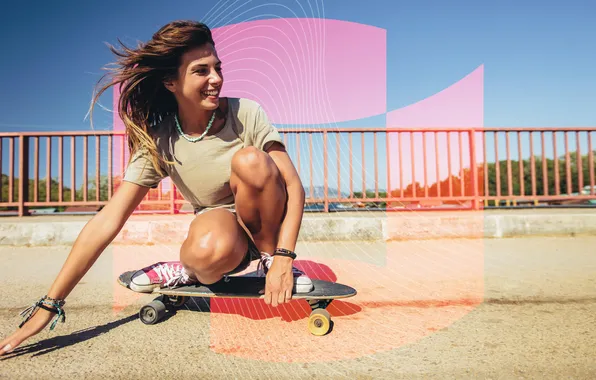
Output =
[
  {"x1": 153, "y1": 263, "x2": 181, "y2": 281},
  {"x1": 164, "y1": 270, "x2": 190, "y2": 288},
  {"x1": 256, "y1": 253, "x2": 305, "y2": 277},
  {"x1": 256, "y1": 254, "x2": 274, "y2": 276},
  {"x1": 149, "y1": 263, "x2": 190, "y2": 288},
  {"x1": 164, "y1": 270, "x2": 192, "y2": 288}
]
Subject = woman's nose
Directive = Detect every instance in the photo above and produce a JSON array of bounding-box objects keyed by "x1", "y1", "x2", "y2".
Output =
[{"x1": 209, "y1": 71, "x2": 222, "y2": 85}]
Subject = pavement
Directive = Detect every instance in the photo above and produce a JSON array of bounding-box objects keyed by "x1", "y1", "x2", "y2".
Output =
[
  {"x1": 0, "y1": 236, "x2": 595, "y2": 379},
  {"x1": 0, "y1": 208, "x2": 595, "y2": 246}
]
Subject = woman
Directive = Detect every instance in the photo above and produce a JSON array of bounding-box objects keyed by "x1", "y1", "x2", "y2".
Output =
[{"x1": 0, "y1": 20, "x2": 312, "y2": 356}]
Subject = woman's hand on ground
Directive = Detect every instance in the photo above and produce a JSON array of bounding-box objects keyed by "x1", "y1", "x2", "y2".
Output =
[{"x1": 0, "y1": 309, "x2": 54, "y2": 356}]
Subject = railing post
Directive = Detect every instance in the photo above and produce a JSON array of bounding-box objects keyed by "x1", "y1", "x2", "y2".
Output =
[
  {"x1": 18, "y1": 135, "x2": 30, "y2": 217},
  {"x1": 323, "y1": 131, "x2": 329, "y2": 212},
  {"x1": 170, "y1": 183, "x2": 177, "y2": 214},
  {"x1": 468, "y1": 129, "x2": 480, "y2": 210}
]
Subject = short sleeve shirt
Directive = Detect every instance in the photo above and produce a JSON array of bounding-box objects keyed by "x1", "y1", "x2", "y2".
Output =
[{"x1": 123, "y1": 98, "x2": 284, "y2": 212}]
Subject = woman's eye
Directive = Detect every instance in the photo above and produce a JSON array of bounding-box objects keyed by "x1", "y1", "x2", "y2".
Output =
[{"x1": 194, "y1": 67, "x2": 222, "y2": 75}]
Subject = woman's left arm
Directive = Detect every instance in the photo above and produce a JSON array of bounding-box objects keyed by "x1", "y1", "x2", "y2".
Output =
[{"x1": 265, "y1": 142, "x2": 306, "y2": 253}]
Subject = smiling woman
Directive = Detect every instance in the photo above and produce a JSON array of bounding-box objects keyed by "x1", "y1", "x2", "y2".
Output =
[{"x1": 0, "y1": 20, "x2": 311, "y2": 356}]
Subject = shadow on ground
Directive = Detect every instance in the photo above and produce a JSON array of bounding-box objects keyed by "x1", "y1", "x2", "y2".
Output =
[{"x1": 1, "y1": 314, "x2": 138, "y2": 360}]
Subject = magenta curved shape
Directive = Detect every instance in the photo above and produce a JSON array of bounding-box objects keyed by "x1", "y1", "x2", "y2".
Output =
[
  {"x1": 385, "y1": 65, "x2": 484, "y2": 189},
  {"x1": 386, "y1": 65, "x2": 484, "y2": 128},
  {"x1": 114, "y1": 18, "x2": 387, "y2": 127},
  {"x1": 212, "y1": 18, "x2": 386, "y2": 124}
]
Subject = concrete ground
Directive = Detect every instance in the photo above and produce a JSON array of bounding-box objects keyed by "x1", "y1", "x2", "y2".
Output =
[{"x1": 0, "y1": 236, "x2": 595, "y2": 379}]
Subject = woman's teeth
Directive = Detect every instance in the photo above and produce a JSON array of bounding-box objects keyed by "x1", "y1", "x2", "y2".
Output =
[{"x1": 202, "y1": 90, "x2": 219, "y2": 97}]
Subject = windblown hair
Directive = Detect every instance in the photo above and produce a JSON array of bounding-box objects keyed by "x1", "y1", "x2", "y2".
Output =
[{"x1": 89, "y1": 20, "x2": 215, "y2": 176}]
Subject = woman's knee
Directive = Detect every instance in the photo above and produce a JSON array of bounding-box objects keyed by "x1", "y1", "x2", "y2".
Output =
[
  {"x1": 181, "y1": 211, "x2": 246, "y2": 273},
  {"x1": 231, "y1": 146, "x2": 280, "y2": 190},
  {"x1": 181, "y1": 230, "x2": 219, "y2": 271}
]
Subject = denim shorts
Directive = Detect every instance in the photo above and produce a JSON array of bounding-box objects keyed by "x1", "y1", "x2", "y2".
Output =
[{"x1": 194, "y1": 207, "x2": 261, "y2": 275}]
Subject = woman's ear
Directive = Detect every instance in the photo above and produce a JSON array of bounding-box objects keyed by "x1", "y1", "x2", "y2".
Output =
[{"x1": 163, "y1": 79, "x2": 176, "y2": 93}]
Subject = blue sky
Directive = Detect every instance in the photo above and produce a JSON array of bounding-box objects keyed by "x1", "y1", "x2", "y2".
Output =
[{"x1": 0, "y1": 0, "x2": 595, "y2": 193}]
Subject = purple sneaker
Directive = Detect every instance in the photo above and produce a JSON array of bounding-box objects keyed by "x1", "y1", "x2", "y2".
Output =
[{"x1": 126, "y1": 261, "x2": 197, "y2": 293}]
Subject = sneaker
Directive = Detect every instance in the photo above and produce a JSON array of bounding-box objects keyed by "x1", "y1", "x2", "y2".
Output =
[
  {"x1": 257, "y1": 253, "x2": 314, "y2": 293},
  {"x1": 126, "y1": 261, "x2": 197, "y2": 293}
]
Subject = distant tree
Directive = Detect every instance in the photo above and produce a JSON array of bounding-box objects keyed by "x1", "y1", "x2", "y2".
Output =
[
  {"x1": 484, "y1": 151, "x2": 595, "y2": 196},
  {"x1": 383, "y1": 150, "x2": 595, "y2": 205}
]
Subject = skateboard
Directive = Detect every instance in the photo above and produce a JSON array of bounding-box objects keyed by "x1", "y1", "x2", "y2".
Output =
[{"x1": 118, "y1": 271, "x2": 357, "y2": 336}]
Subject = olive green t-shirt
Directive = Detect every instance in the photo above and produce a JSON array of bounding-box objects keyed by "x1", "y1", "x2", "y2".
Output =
[{"x1": 122, "y1": 98, "x2": 284, "y2": 212}]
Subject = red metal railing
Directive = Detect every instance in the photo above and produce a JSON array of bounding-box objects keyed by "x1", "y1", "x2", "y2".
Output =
[{"x1": 1, "y1": 127, "x2": 595, "y2": 216}]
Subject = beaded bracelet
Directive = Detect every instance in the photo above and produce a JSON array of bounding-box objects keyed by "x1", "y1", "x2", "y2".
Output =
[
  {"x1": 19, "y1": 295, "x2": 66, "y2": 331},
  {"x1": 273, "y1": 248, "x2": 297, "y2": 260}
]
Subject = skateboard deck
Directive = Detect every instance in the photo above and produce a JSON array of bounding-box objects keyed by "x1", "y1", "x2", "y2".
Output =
[{"x1": 118, "y1": 271, "x2": 357, "y2": 336}]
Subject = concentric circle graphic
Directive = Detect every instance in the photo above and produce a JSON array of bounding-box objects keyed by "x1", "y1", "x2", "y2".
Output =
[{"x1": 112, "y1": 1, "x2": 485, "y2": 365}]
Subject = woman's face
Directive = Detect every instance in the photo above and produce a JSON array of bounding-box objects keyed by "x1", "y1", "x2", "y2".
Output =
[{"x1": 166, "y1": 43, "x2": 223, "y2": 111}]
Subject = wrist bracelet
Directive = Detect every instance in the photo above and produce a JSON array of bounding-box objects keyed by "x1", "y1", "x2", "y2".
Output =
[
  {"x1": 19, "y1": 295, "x2": 66, "y2": 331},
  {"x1": 273, "y1": 248, "x2": 297, "y2": 260},
  {"x1": 44, "y1": 295, "x2": 66, "y2": 307}
]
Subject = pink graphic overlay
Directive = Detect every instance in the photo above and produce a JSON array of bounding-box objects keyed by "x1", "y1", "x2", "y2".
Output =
[
  {"x1": 385, "y1": 65, "x2": 484, "y2": 193},
  {"x1": 109, "y1": 17, "x2": 485, "y2": 362},
  {"x1": 212, "y1": 18, "x2": 386, "y2": 124},
  {"x1": 112, "y1": 93, "x2": 126, "y2": 189},
  {"x1": 208, "y1": 241, "x2": 483, "y2": 362},
  {"x1": 111, "y1": 89, "x2": 175, "y2": 312},
  {"x1": 111, "y1": 90, "x2": 173, "y2": 200},
  {"x1": 375, "y1": 66, "x2": 485, "y2": 364}
]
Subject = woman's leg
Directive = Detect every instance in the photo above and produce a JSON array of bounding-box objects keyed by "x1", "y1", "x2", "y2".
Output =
[
  {"x1": 182, "y1": 146, "x2": 286, "y2": 284},
  {"x1": 227, "y1": 146, "x2": 313, "y2": 293},
  {"x1": 129, "y1": 146, "x2": 308, "y2": 292},
  {"x1": 127, "y1": 207, "x2": 252, "y2": 292},
  {"x1": 229, "y1": 146, "x2": 287, "y2": 254},
  {"x1": 180, "y1": 208, "x2": 250, "y2": 285}
]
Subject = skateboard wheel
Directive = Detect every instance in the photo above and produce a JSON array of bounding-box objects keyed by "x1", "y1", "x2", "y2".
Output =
[
  {"x1": 139, "y1": 300, "x2": 167, "y2": 325},
  {"x1": 308, "y1": 308, "x2": 331, "y2": 336}
]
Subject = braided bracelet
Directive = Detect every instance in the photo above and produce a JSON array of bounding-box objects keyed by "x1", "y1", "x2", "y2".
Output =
[
  {"x1": 19, "y1": 296, "x2": 66, "y2": 331},
  {"x1": 273, "y1": 248, "x2": 297, "y2": 260}
]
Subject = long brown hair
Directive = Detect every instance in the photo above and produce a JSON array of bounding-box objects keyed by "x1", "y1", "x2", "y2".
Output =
[{"x1": 89, "y1": 20, "x2": 215, "y2": 176}]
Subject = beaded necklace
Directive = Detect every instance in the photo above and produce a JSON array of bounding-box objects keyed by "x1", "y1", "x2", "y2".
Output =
[{"x1": 175, "y1": 111, "x2": 216, "y2": 142}]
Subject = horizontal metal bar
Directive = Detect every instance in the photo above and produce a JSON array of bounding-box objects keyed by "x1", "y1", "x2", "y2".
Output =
[
  {"x1": 483, "y1": 195, "x2": 596, "y2": 201},
  {"x1": 0, "y1": 131, "x2": 124, "y2": 137},
  {"x1": 22, "y1": 201, "x2": 109, "y2": 207},
  {"x1": 2, "y1": 127, "x2": 595, "y2": 138}
]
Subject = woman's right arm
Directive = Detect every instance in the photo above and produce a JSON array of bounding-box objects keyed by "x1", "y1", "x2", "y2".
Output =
[{"x1": 0, "y1": 181, "x2": 150, "y2": 355}]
